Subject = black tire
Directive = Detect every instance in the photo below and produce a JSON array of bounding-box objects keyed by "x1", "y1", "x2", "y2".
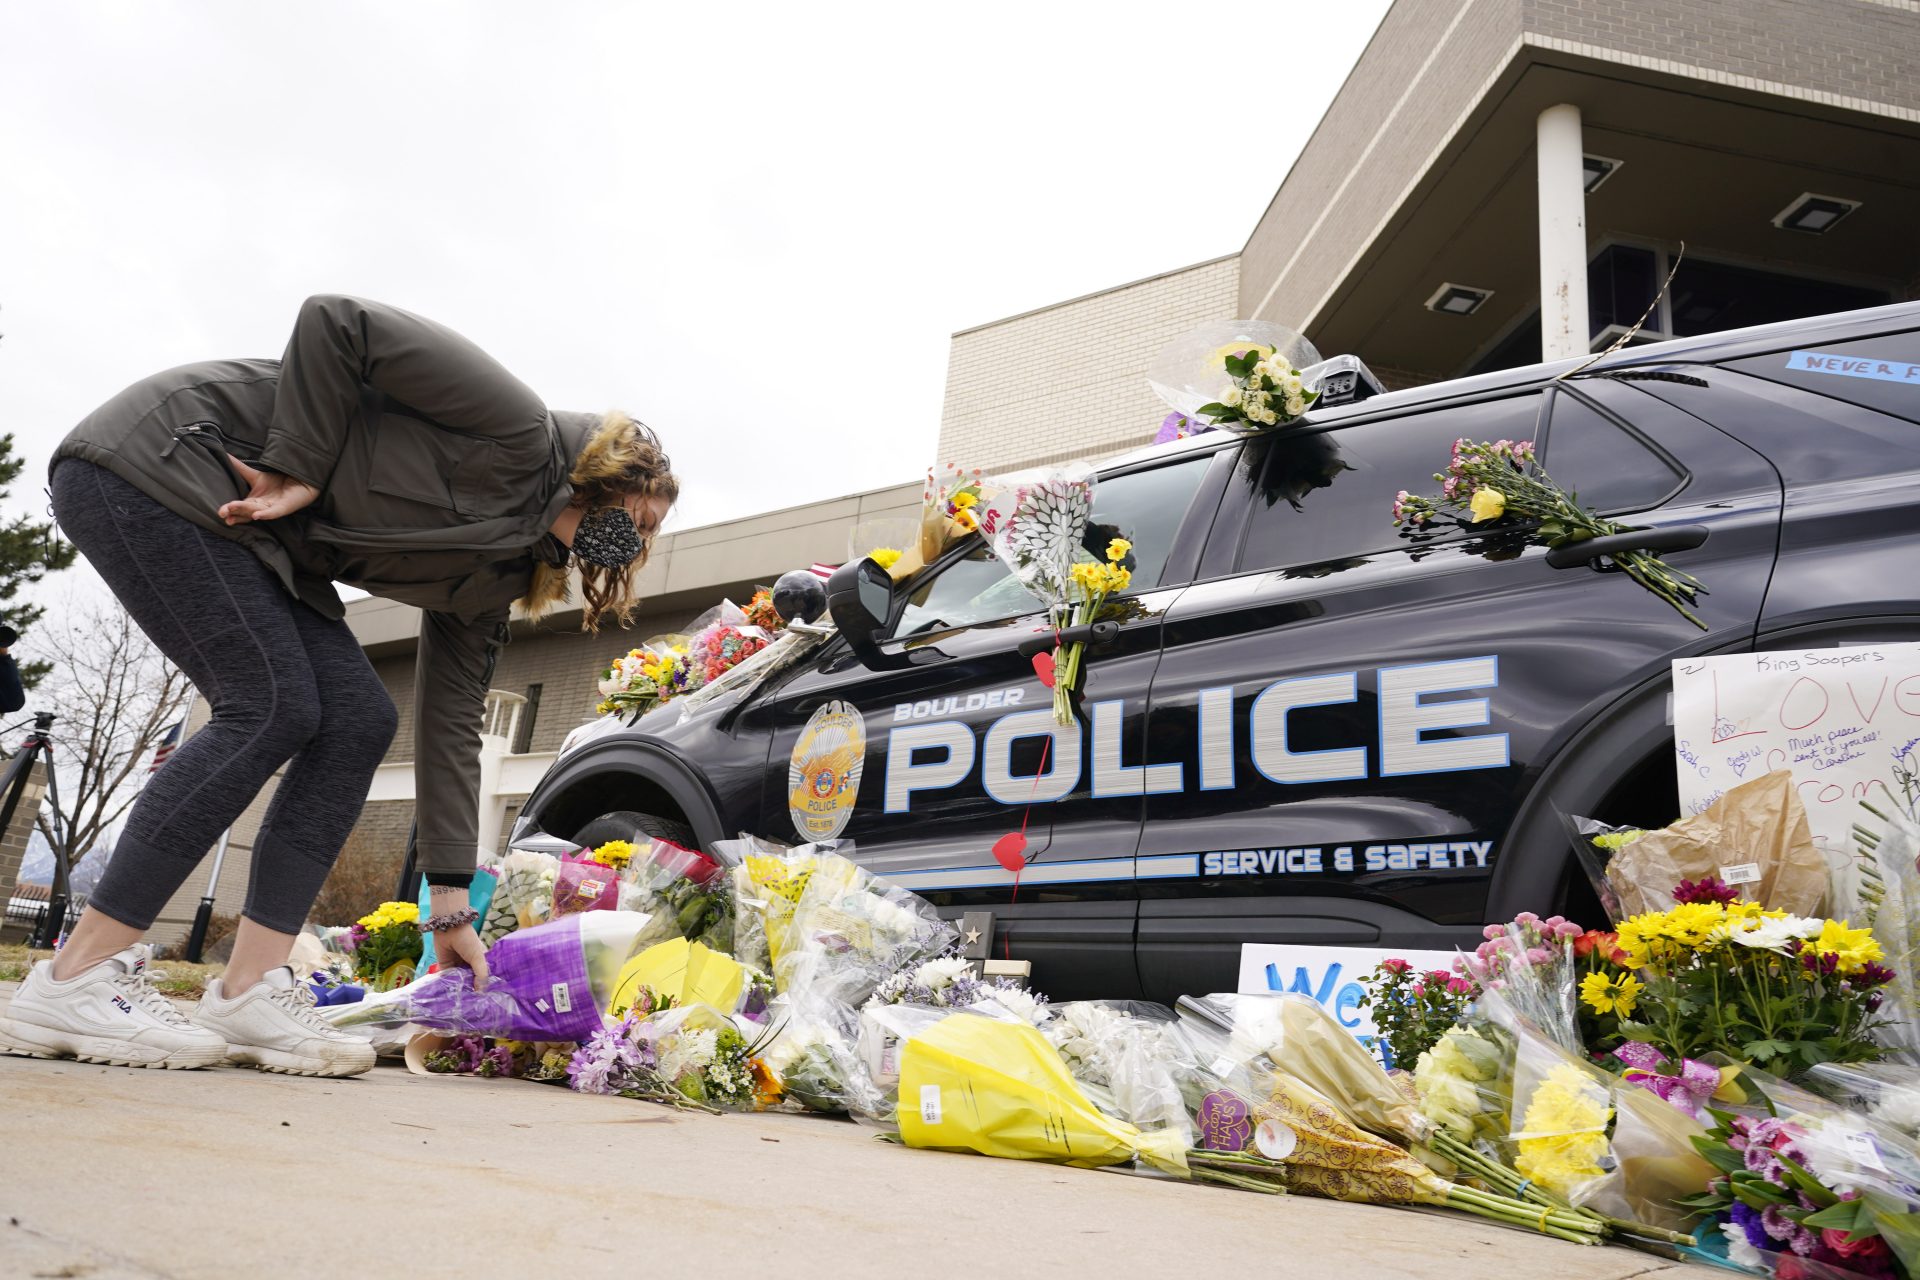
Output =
[{"x1": 570, "y1": 809, "x2": 698, "y2": 852}]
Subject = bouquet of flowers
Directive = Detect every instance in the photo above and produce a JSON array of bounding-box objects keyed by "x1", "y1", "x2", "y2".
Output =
[
  {"x1": 1359, "y1": 956, "x2": 1479, "y2": 1070},
  {"x1": 743, "y1": 588, "x2": 787, "y2": 634},
  {"x1": 1843, "y1": 802, "x2": 1920, "y2": 1063},
  {"x1": 1687, "y1": 1068, "x2": 1920, "y2": 1278},
  {"x1": 420, "y1": 1034, "x2": 520, "y2": 1078},
  {"x1": 773, "y1": 851, "x2": 955, "y2": 1006},
  {"x1": 713, "y1": 834, "x2": 832, "y2": 975},
  {"x1": 595, "y1": 642, "x2": 693, "y2": 719},
  {"x1": 552, "y1": 849, "x2": 624, "y2": 917},
  {"x1": 1391, "y1": 436, "x2": 1706, "y2": 628},
  {"x1": 1577, "y1": 771, "x2": 1829, "y2": 920},
  {"x1": 1194, "y1": 346, "x2": 1318, "y2": 431},
  {"x1": 1458, "y1": 911, "x2": 1586, "y2": 1055},
  {"x1": 922, "y1": 463, "x2": 988, "y2": 561},
  {"x1": 323, "y1": 910, "x2": 658, "y2": 1043},
  {"x1": 478, "y1": 849, "x2": 561, "y2": 946},
  {"x1": 1043, "y1": 1001, "x2": 1200, "y2": 1142},
  {"x1": 613, "y1": 838, "x2": 733, "y2": 954},
  {"x1": 762, "y1": 991, "x2": 864, "y2": 1114},
  {"x1": 567, "y1": 993, "x2": 780, "y2": 1112},
  {"x1": 348, "y1": 901, "x2": 423, "y2": 990},
  {"x1": 868, "y1": 951, "x2": 1049, "y2": 1026},
  {"x1": 1593, "y1": 883, "x2": 1894, "y2": 1076},
  {"x1": 1053, "y1": 538, "x2": 1135, "y2": 726},
  {"x1": 690, "y1": 624, "x2": 770, "y2": 687},
  {"x1": 852, "y1": 1004, "x2": 1189, "y2": 1175},
  {"x1": 1187, "y1": 1056, "x2": 1615, "y2": 1241},
  {"x1": 980, "y1": 466, "x2": 1097, "y2": 724}
]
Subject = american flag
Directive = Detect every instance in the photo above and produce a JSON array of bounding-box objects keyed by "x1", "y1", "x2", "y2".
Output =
[{"x1": 149, "y1": 721, "x2": 183, "y2": 773}]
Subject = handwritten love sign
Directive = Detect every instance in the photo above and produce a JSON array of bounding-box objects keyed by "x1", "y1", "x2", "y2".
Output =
[{"x1": 1671, "y1": 645, "x2": 1920, "y2": 853}]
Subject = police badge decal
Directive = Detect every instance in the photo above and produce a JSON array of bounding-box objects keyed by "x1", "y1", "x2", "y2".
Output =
[{"x1": 788, "y1": 700, "x2": 866, "y2": 842}]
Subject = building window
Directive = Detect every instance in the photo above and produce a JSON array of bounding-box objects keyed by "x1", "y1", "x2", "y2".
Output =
[
  {"x1": 514, "y1": 684, "x2": 542, "y2": 754},
  {"x1": 1468, "y1": 245, "x2": 1890, "y2": 377}
]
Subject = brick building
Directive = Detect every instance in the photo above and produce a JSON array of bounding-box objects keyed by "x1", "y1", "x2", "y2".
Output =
[{"x1": 143, "y1": 0, "x2": 1920, "y2": 944}]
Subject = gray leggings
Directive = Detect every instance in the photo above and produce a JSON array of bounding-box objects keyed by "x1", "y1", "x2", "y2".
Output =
[{"x1": 50, "y1": 462, "x2": 399, "y2": 933}]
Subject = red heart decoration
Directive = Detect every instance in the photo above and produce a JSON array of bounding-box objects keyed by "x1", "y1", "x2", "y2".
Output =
[
  {"x1": 991, "y1": 832, "x2": 1027, "y2": 872},
  {"x1": 1031, "y1": 650, "x2": 1056, "y2": 688}
]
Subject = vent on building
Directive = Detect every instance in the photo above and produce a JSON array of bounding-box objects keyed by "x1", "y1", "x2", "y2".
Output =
[
  {"x1": 1582, "y1": 154, "x2": 1624, "y2": 193},
  {"x1": 1424, "y1": 283, "x2": 1493, "y2": 316},
  {"x1": 1772, "y1": 192, "x2": 1860, "y2": 235}
]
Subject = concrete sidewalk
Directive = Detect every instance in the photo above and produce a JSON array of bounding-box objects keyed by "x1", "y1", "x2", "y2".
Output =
[{"x1": 0, "y1": 1014, "x2": 1716, "y2": 1279}]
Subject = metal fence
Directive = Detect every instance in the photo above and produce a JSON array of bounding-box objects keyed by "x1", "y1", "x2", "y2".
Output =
[{"x1": 4, "y1": 893, "x2": 83, "y2": 944}]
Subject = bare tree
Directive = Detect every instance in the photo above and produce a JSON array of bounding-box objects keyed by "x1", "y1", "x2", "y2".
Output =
[{"x1": 31, "y1": 603, "x2": 195, "y2": 868}]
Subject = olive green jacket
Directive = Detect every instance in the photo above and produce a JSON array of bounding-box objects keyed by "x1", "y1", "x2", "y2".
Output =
[{"x1": 54, "y1": 294, "x2": 597, "y2": 876}]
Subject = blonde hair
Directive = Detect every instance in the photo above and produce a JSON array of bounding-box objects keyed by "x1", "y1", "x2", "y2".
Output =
[{"x1": 519, "y1": 410, "x2": 679, "y2": 631}]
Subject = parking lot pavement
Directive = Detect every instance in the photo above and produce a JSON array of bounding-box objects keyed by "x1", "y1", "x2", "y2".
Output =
[{"x1": 0, "y1": 988, "x2": 1716, "y2": 1280}]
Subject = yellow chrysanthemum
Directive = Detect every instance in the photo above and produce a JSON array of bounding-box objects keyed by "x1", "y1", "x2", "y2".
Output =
[
  {"x1": 1578, "y1": 970, "x2": 1644, "y2": 1018},
  {"x1": 1514, "y1": 1064, "x2": 1613, "y2": 1200},
  {"x1": 593, "y1": 839, "x2": 637, "y2": 871},
  {"x1": 869, "y1": 547, "x2": 902, "y2": 570},
  {"x1": 1665, "y1": 902, "x2": 1728, "y2": 950},
  {"x1": 1812, "y1": 919, "x2": 1883, "y2": 975}
]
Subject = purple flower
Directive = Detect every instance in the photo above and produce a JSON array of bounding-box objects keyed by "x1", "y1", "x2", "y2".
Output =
[
  {"x1": 1674, "y1": 877, "x2": 1740, "y2": 906},
  {"x1": 1762, "y1": 1205, "x2": 1799, "y2": 1243},
  {"x1": 1859, "y1": 962, "x2": 1896, "y2": 988},
  {"x1": 1730, "y1": 1202, "x2": 1770, "y2": 1250}
]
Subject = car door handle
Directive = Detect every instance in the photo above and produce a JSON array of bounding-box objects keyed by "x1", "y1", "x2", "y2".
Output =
[
  {"x1": 1544, "y1": 523, "x2": 1709, "y2": 570},
  {"x1": 1017, "y1": 620, "x2": 1120, "y2": 658}
]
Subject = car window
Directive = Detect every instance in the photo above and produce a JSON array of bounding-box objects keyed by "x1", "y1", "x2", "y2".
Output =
[
  {"x1": 893, "y1": 454, "x2": 1214, "y2": 637},
  {"x1": 1540, "y1": 391, "x2": 1685, "y2": 514},
  {"x1": 1729, "y1": 330, "x2": 1920, "y2": 426},
  {"x1": 1234, "y1": 396, "x2": 1543, "y2": 573}
]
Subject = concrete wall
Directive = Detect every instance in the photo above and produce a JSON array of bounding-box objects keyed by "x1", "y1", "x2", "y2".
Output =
[
  {"x1": 1239, "y1": 0, "x2": 1523, "y2": 330},
  {"x1": 1524, "y1": 0, "x2": 1920, "y2": 114},
  {"x1": 934, "y1": 256, "x2": 1241, "y2": 474}
]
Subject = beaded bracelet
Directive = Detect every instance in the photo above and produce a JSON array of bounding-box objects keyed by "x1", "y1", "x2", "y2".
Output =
[{"x1": 415, "y1": 906, "x2": 480, "y2": 934}]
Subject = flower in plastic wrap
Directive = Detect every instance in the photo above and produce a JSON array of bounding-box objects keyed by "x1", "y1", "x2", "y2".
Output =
[
  {"x1": 775, "y1": 853, "x2": 955, "y2": 1005},
  {"x1": 570, "y1": 999, "x2": 773, "y2": 1111},
  {"x1": 1414, "y1": 1026, "x2": 1508, "y2": 1145},
  {"x1": 867, "y1": 1006, "x2": 1187, "y2": 1176},
  {"x1": 321, "y1": 910, "x2": 656, "y2": 1043},
  {"x1": 1147, "y1": 320, "x2": 1321, "y2": 421},
  {"x1": 1513, "y1": 1062, "x2": 1613, "y2": 1201},
  {"x1": 867, "y1": 952, "x2": 1048, "y2": 1025}
]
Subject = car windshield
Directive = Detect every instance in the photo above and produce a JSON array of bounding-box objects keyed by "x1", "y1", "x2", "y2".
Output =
[{"x1": 891, "y1": 453, "x2": 1215, "y2": 637}]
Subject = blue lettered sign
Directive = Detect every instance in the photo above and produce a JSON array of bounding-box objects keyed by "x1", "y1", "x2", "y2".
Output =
[{"x1": 1235, "y1": 943, "x2": 1458, "y2": 1068}]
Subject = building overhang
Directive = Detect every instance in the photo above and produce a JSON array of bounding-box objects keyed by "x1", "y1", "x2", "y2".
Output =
[{"x1": 1248, "y1": 42, "x2": 1920, "y2": 382}]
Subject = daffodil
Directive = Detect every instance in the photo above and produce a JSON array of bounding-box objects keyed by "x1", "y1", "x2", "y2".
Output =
[{"x1": 1106, "y1": 537, "x2": 1132, "y2": 563}]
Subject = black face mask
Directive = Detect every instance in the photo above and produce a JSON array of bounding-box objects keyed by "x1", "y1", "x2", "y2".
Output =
[{"x1": 572, "y1": 506, "x2": 646, "y2": 568}]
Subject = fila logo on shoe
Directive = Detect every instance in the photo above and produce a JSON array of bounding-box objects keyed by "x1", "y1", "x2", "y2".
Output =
[{"x1": 111, "y1": 994, "x2": 135, "y2": 1015}]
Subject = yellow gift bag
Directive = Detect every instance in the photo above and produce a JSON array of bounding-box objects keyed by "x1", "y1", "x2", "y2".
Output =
[{"x1": 895, "y1": 1012, "x2": 1186, "y2": 1175}]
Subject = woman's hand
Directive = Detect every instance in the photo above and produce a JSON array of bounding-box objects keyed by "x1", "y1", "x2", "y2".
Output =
[
  {"x1": 428, "y1": 885, "x2": 489, "y2": 990},
  {"x1": 218, "y1": 454, "x2": 320, "y2": 525}
]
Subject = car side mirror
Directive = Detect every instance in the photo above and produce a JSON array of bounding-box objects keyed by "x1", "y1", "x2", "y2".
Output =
[{"x1": 826, "y1": 557, "x2": 923, "y2": 671}]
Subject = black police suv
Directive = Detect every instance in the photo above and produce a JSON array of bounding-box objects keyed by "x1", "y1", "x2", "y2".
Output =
[{"x1": 512, "y1": 302, "x2": 1920, "y2": 1002}]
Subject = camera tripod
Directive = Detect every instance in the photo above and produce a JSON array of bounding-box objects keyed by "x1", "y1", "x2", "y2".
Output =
[{"x1": 0, "y1": 712, "x2": 73, "y2": 950}]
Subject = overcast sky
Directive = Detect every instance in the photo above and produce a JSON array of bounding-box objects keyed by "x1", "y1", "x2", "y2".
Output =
[{"x1": 1, "y1": 0, "x2": 1391, "y2": 613}]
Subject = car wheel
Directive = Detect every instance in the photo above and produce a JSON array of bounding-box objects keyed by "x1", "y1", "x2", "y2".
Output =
[{"x1": 569, "y1": 808, "x2": 698, "y2": 852}]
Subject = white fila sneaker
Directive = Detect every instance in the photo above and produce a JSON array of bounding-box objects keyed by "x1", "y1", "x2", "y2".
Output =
[
  {"x1": 194, "y1": 967, "x2": 375, "y2": 1078},
  {"x1": 0, "y1": 945, "x2": 228, "y2": 1069}
]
